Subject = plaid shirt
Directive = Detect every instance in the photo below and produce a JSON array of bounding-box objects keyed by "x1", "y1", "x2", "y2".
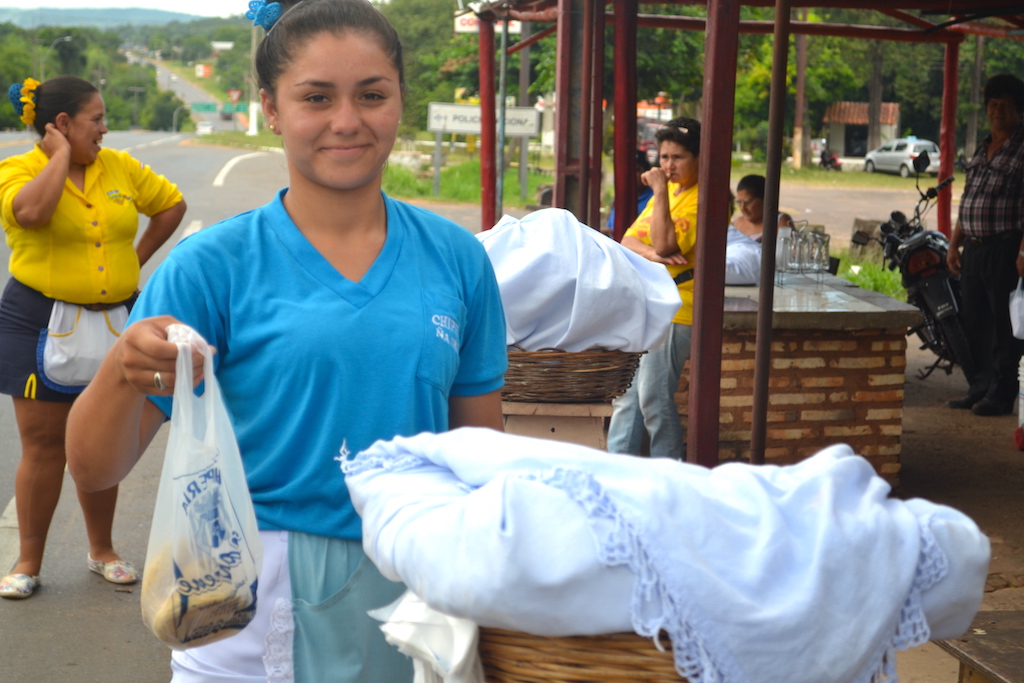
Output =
[{"x1": 959, "y1": 124, "x2": 1024, "y2": 238}]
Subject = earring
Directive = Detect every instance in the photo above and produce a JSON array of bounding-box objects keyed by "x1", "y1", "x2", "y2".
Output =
[{"x1": 269, "y1": 124, "x2": 275, "y2": 131}]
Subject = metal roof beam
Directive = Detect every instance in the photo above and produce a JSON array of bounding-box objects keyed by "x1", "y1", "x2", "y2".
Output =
[{"x1": 631, "y1": 14, "x2": 964, "y2": 42}]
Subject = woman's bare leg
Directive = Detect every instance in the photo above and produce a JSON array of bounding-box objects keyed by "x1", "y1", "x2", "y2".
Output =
[
  {"x1": 10, "y1": 397, "x2": 125, "y2": 577},
  {"x1": 77, "y1": 482, "x2": 120, "y2": 564},
  {"x1": 9, "y1": 397, "x2": 73, "y2": 577}
]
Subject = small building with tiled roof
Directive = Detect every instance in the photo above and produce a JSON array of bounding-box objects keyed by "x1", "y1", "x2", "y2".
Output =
[{"x1": 822, "y1": 102, "x2": 900, "y2": 158}]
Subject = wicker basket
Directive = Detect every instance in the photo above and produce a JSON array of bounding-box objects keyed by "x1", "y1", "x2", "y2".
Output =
[
  {"x1": 502, "y1": 346, "x2": 643, "y2": 404},
  {"x1": 478, "y1": 628, "x2": 685, "y2": 682}
]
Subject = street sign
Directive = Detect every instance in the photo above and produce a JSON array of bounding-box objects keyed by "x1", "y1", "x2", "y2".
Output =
[
  {"x1": 192, "y1": 102, "x2": 216, "y2": 112},
  {"x1": 227, "y1": 89, "x2": 243, "y2": 103},
  {"x1": 427, "y1": 102, "x2": 539, "y2": 137},
  {"x1": 454, "y1": 14, "x2": 520, "y2": 34}
]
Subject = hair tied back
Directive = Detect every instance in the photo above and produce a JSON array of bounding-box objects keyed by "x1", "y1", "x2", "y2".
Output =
[
  {"x1": 8, "y1": 77, "x2": 39, "y2": 127},
  {"x1": 246, "y1": 0, "x2": 283, "y2": 30}
]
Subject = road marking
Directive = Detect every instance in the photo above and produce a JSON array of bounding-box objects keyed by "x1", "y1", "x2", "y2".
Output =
[
  {"x1": 214, "y1": 152, "x2": 270, "y2": 187},
  {"x1": 0, "y1": 496, "x2": 15, "y2": 529},
  {"x1": 121, "y1": 134, "x2": 185, "y2": 152}
]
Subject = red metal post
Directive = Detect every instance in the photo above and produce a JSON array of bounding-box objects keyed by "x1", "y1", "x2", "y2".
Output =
[
  {"x1": 612, "y1": 0, "x2": 638, "y2": 241},
  {"x1": 553, "y1": 0, "x2": 573, "y2": 209},
  {"x1": 588, "y1": 0, "x2": 605, "y2": 228},
  {"x1": 689, "y1": 0, "x2": 741, "y2": 468},
  {"x1": 750, "y1": 0, "x2": 792, "y2": 465},
  {"x1": 479, "y1": 17, "x2": 497, "y2": 232},
  {"x1": 577, "y1": 0, "x2": 593, "y2": 222},
  {"x1": 938, "y1": 41, "x2": 959, "y2": 238}
]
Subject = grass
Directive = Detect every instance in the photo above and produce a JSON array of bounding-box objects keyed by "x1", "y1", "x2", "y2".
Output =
[
  {"x1": 833, "y1": 247, "x2": 906, "y2": 300},
  {"x1": 194, "y1": 129, "x2": 281, "y2": 148},
  {"x1": 733, "y1": 161, "x2": 940, "y2": 192},
  {"x1": 382, "y1": 159, "x2": 551, "y2": 209}
]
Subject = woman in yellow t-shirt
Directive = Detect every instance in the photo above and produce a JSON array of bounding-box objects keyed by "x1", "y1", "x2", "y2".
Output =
[
  {"x1": 0, "y1": 76, "x2": 186, "y2": 599},
  {"x1": 608, "y1": 117, "x2": 700, "y2": 460}
]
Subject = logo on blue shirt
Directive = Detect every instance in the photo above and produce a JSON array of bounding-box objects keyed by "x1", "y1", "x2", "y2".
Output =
[{"x1": 432, "y1": 313, "x2": 460, "y2": 352}]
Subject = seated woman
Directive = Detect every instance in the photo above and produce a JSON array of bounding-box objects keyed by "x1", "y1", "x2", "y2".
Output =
[{"x1": 725, "y1": 174, "x2": 793, "y2": 285}]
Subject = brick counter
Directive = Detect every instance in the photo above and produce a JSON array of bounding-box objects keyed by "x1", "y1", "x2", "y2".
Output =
[{"x1": 677, "y1": 274, "x2": 922, "y2": 483}]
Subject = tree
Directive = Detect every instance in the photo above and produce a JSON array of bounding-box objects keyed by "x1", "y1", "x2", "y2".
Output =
[
  {"x1": 144, "y1": 89, "x2": 187, "y2": 130},
  {"x1": 375, "y1": 0, "x2": 465, "y2": 133}
]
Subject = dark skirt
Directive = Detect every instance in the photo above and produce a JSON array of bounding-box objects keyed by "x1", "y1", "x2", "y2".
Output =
[{"x1": 0, "y1": 278, "x2": 134, "y2": 402}]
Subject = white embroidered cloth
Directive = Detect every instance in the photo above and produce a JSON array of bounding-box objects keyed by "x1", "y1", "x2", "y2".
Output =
[
  {"x1": 725, "y1": 224, "x2": 762, "y2": 286},
  {"x1": 369, "y1": 591, "x2": 484, "y2": 683},
  {"x1": 477, "y1": 208, "x2": 680, "y2": 351},
  {"x1": 344, "y1": 428, "x2": 989, "y2": 683}
]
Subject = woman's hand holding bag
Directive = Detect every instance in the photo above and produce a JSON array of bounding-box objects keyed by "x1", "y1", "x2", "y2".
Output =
[{"x1": 140, "y1": 324, "x2": 263, "y2": 650}]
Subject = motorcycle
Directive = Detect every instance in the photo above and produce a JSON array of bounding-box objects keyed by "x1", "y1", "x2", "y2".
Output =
[
  {"x1": 851, "y1": 151, "x2": 974, "y2": 380},
  {"x1": 819, "y1": 150, "x2": 842, "y2": 171}
]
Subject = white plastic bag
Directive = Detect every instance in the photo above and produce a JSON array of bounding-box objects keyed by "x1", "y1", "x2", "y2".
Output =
[
  {"x1": 141, "y1": 324, "x2": 263, "y2": 650},
  {"x1": 1010, "y1": 278, "x2": 1024, "y2": 340}
]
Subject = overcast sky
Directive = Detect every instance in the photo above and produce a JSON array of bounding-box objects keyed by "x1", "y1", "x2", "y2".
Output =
[{"x1": 1, "y1": 2, "x2": 243, "y2": 18}]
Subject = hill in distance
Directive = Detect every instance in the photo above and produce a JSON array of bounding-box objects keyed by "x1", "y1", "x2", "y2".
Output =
[{"x1": 0, "y1": 7, "x2": 208, "y2": 28}]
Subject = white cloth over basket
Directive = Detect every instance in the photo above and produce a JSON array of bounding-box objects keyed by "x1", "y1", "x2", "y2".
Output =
[
  {"x1": 477, "y1": 208, "x2": 680, "y2": 352},
  {"x1": 345, "y1": 428, "x2": 990, "y2": 683}
]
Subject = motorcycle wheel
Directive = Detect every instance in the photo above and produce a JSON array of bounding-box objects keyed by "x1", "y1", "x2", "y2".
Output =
[{"x1": 938, "y1": 315, "x2": 976, "y2": 380}]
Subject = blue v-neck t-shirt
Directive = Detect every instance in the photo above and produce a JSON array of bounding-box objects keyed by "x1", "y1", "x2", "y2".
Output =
[{"x1": 131, "y1": 190, "x2": 508, "y2": 540}]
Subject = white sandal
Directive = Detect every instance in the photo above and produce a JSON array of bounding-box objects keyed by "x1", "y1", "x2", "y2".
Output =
[{"x1": 0, "y1": 573, "x2": 40, "y2": 599}]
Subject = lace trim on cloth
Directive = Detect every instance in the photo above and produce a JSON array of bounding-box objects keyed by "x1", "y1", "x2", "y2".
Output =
[
  {"x1": 522, "y1": 469, "x2": 952, "y2": 683},
  {"x1": 264, "y1": 596, "x2": 295, "y2": 683},
  {"x1": 342, "y1": 450, "x2": 427, "y2": 478},
  {"x1": 868, "y1": 514, "x2": 950, "y2": 683},
  {"x1": 522, "y1": 468, "x2": 727, "y2": 683}
]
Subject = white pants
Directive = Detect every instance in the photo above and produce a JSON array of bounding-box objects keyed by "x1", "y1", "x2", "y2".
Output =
[{"x1": 171, "y1": 531, "x2": 294, "y2": 682}]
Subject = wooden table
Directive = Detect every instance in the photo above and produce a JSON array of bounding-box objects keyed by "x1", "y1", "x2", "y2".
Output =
[
  {"x1": 501, "y1": 401, "x2": 612, "y2": 450},
  {"x1": 935, "y1": 611, "x2": 1024, "y2": 683}
]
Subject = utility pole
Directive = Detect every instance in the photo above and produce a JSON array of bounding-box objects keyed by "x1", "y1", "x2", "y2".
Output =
[
  {"x1": 247, "y1": 23, "x2": 259, "y2": 136},
  {"x1": 41, "y1": 35, "x2": 72, "y2": 80},
  {"x1": 171, "y1": 105, "x2": 185, "y2": 132}
]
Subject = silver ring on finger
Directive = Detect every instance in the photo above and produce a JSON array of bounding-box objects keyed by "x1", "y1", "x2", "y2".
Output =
[{"x1": 154, "y1": 371, "x2": 166, "y2": 391}]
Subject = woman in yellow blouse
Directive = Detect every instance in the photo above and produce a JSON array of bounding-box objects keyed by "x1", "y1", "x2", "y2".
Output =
[
  {"x1": 607, "y1": 117, "x2": 700, "y2": 460},
  {"x1": 0, "y1": 75, "x2": 186, "y2": 598}
]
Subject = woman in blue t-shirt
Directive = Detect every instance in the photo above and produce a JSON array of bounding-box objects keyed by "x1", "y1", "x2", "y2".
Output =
[{"x1": 65, "y1": 1, "x2": 507, "y2": 681}]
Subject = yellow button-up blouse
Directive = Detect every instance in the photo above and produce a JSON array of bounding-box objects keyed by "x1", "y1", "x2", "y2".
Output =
[
  {"x1": 624, "y1": 182, "x2": 699, "y2": 325},
  {"x1": 0, "y1": 145, "x2": 183, "y2": 304}
]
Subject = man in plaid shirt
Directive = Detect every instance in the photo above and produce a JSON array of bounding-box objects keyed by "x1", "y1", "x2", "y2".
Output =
[{"x1": 947, "y1": 74, "x2": 1024, "y2": 416}]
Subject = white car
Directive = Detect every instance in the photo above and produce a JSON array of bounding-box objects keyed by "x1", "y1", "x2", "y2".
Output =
[
  {"x1": 863, "y1": 137, "x2": 940, "y2": 177},
  {"x1": 196, "y1": 121, "x2": 214, "y2": 136}
]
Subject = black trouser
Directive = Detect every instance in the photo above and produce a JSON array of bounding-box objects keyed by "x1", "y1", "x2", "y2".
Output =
[{"x1": 959, "y1": 232, "x2": 1024, "y2": 405}]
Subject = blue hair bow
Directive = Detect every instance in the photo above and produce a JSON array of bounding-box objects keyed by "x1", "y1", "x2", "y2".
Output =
[
  {"x1": 7, "y1": 82, "x2": 25, "y2": 115},
  {"x1": 246, "y1": 0, "x2": 283, "y2": 30}
]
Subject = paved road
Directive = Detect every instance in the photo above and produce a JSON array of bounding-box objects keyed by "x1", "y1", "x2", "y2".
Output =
[{"x1": 776, "y1": 181, "x2": 957, "y2": 249}]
